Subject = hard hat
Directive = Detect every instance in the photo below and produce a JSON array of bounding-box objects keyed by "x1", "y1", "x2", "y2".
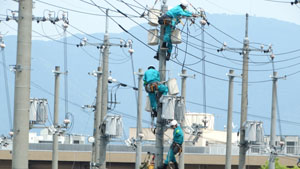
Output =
[
  {"x1": 170, "y1": 120, "x2": 178, "y2": 126},
  {"x1": 180, "y1": 0, "x2": 189, "y2": 7},
  {"x1": 148, "y1": 65, "x2": 155, "y2": 69}
]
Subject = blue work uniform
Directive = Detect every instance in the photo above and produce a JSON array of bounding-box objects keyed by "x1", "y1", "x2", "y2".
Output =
[
  {"x1": 143, "y1": 69, "x2": 168, "y2": 111},
  {"x1": 164, "y1": 125, "x2": 184, "y2": 165},
  {"x1": 163, "y1": 5, "x2": 193, "y2": 54}
]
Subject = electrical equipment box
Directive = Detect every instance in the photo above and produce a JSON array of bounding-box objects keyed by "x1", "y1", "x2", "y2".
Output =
[
  {"x1": 174, "y1": 97, "x2": 185, "y2": 122},
  {"x1": 244, "y1": 121, "x2": 264, "y2": 144},
  {"x1": 104, "y1": 114, "x2": 123, "y2": 138},
  {"x1": 167, "y1": 78, "x2": 179, "y2": 95},
  {"x1": 160, "y1": 95, "x2": 175, "y2": 120},
  {"x1": 29, "y1": 98, "x2": 48, "y2": 125},
  {"x1": 148, "y1": 29, "x2": 159, "y2": 46},
  {"x1": 171, "y1": 28, "x2": 182, "y2": 44},
  {"x1": 148, "y1": 9, "x2": 160, "y2": 26}
]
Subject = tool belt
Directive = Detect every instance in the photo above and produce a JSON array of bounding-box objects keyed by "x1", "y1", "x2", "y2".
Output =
[
  {"x1": 171, "y1": 142, "x2": 182, "y2": 155},
  {"x1": 145, "y1": 82, "x2": 158, "y2": 93},
  {"x1": 158, "y1": 14, "x2": 172, "y2": 25}
]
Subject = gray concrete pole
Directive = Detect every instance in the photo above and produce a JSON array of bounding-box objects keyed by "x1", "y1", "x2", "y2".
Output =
[
  {"x1": 135, "y1": 68, "x2": 144, "y2": 169},
  {"x1": 238, "y1": 13, "x2": 249, "y2": 169},
  {"x1": 155, "y1": 0, "x2": 168, "y2": 168},
  {"x1": 92, "y1": 66, "x2": 102, "y2": 169},
  {"x1": 269, "y1": 72, "x2": 278, "y2": 169},
  {"x1": 12, "y1": 0, "x2": 32, "y2": 169},
  {"x1": 52, "y1": 66, "x2": 61, "y2": 169},
  {"x1": 99, "y1": 9, "x2": 110, "y2": 169},
  {"x1": 179, "y1": 69, "x2": 187, "y2": 169},
  {"x1": 225, "y1": 70, "x2": 235, "y2": 169}
]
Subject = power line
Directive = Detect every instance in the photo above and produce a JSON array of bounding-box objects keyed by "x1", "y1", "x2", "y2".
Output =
[
  {"x1": 186, "y1": 100, "x2": 300, "y2": 127},
  {"x1": 35, "y1": 0, "x2": 140, "y2": 18}
]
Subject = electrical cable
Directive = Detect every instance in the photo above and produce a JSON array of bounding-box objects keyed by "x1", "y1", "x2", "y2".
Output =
[
  {"x1": 1, "y1": 49, "x2": 13, "y2": 131},
  {"x1": 35, "y1": 0, "x2": 140, "y2": 18},
  {"x1": 186, "y1": 100, "x2": 300, "y2": 127},
  {"x1": 88, "y1": 0, "x2": 288, "y2": 83},
  {"x1": 109, "y1": 0, "x2": 293, "y2": 72}
]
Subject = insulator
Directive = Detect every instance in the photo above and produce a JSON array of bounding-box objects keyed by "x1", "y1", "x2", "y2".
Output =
[
  {"x1": 9, "y1": 131, "x2": 14, "y2": 137},
  {"x1": 63, "y1": 119, "x2": 71, "y2": 124},
  {"x1": 63, "y1": 22, "x2": 68, "y2": 28},
  {"x1": 0, "y1": 43, "x2": 6, "y2": 49},
  {"x1": 128, "y1": 48, "x2": 134, "y2": 54},
  {"x1": 200, "y1": 19, "x2": 207, "y2": 26}
]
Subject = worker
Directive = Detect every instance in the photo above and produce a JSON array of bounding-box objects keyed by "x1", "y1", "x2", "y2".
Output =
[
  {"x1": 143, "y1": 65, "x2": 168, "y2": 117},
  {"x1": 155, "y1": 0, "x2": 196, "y2": 60},
  {"x1": 159, "y1": 120, "x2": 183, "y2": 169}
]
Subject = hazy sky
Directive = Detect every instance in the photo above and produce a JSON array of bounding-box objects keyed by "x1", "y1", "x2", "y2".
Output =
[{"x1": 1, "y1": 0, "x2": 300, "y2": 38}]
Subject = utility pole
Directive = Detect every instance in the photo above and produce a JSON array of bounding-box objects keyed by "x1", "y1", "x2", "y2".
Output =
[
  {"x1": 155, "y1": 0, "x2": 168, "y2": 168},
  {"x1": 135, "y1": 68, "x2": 144, "y2": 169},
  {"x1": 215, "y1": 14, "x2": 271, "y2": 169},
  {"x1": 225, "y1": 69, "x2": 235, "y2": 169},
  {"x1": 12, "y1": 0, "x2": 32, "y2": 169},
  {"x1": 178, "y1": 70, "x2": 186, "y2": 169},
  {"x1": 269, "y1": 71, "x2": 278, "y2": 169},
  {"x1": 92, "y1": 66, "x2": 102, "y2": 169},
  {"x1": 99, "y1": 9, "x2": 110, "y2": 169},
  {"x1": 238, "y1": 13, "x2": 250, "y2": 169},
  {"x1": 52, "y1": 66, "x2": 61, "y2": 169}
]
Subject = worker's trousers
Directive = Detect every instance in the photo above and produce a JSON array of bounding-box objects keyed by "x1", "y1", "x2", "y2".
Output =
[
  {"x1": 148, "y1": 84, "x2": 168, "y2": 111},
  {"x1": 163, "y1": 24, "x2": 173, "y2": 54},
  {"x1": 164, "y1": 145, "x2": 176, "y2": 165}
]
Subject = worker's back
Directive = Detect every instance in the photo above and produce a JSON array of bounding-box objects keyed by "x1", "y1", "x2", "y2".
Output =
[{"x1": 144, "y1": 69, "x2": 160, "y2": 84}]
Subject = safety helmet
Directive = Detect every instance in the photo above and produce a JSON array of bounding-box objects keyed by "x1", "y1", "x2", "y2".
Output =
[
  {"x1": 180, "y1": 0, "x2": 189, "y2": 7},
  {"x1": 170, "y1": 120, "x2": 178, "y2": 126},
  {"x1": 148, "y1": 65, "x2": 155, "y2": 70}
]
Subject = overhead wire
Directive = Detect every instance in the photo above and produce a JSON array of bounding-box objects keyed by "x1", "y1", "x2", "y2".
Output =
[
  {"x1": 85, "y1": 0, "x2": 300, "y2": 83},
  {"x1": 110, "y1": 0, "x2": 299, "y2": 72},
  {"x1": 35, "y1": 0, "x2": 140, "y2": 18},
  {"x1": 0, "y1": 49, "x2": 13, "y2": 131}
]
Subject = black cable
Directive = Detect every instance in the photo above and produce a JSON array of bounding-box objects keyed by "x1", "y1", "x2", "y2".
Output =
[
  {"x1": 35, "y1": 0, "x2": 140, "y2": 18},
  {"x1": 1, "y1": 49, "x2": 13, "y2": 130},
  {"x1": 186, "y1": 100, "x2": 300, "y2": 127}
]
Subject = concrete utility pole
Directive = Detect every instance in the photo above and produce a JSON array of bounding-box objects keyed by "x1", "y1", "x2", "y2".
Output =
[
  {"x1": 179, "y1": 69, "x2": 187, "y2": 169},
  {"x1": 135, "y1": 68, "x2": 144, "y2": 169},
  {"x1": 99, "y1": 9, "x2": 110, "y2": 169},
  {"x1": 225, "y1": 69, "x2": 235, "y2": 169},
  {"x1": 12, "y1": 0, "x2": 33, "y2": 169},
  {"x1": 92, "y1": 66, "x2": 102, "y2": 169},
  {"x1": 155, "y1": 0, "x2": 168, "y2": 168},
  {"x1": 238, "y1": 13, "x2": 250, "y2": 169},
  {"x1": 52, "y1": 66, "x2": 61, "y2": 169},
  {"x1": 269, "y1": 71, "x2": 278, "y2": 169}
]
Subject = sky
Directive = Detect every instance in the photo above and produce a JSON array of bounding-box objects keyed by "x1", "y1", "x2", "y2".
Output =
[{"x1": 1, "y1": 0, "x2": 300, "y2": 38}]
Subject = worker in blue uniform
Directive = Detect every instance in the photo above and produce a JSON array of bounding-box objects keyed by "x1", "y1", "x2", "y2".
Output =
[
  {"x1": 155, "y1": 0, "x2": 195, "y2": 60},
  {"x1": 143, "y1": 65, "x2": 168, "y2": 116},
  {"x1": 159, "y1": 120, "x2": 183, "y2": 169}
]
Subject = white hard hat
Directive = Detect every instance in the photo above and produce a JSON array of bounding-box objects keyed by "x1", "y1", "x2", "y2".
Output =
[
  {"x1": 170, "y1": 120, "x2": 178, "y2": 126},
  {"x1": 180, "y1": 0, "x2": 189, "y2": 7}
]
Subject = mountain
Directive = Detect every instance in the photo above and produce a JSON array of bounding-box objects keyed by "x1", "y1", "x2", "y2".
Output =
[{"x1": 1, "y1": 13, "x2": 300, "y2": 138}]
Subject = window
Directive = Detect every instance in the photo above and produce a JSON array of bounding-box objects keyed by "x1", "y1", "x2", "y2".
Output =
[
  {"x1": 286, "y1": 141, "x2": 296, "y2": 154},
  {"x1": 73, "y1": 140, "x2": 80, "y2": 144}
]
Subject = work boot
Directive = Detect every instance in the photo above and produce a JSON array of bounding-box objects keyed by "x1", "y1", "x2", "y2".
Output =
[
  {"x1": 173, "y1": 162, "x2": 179, "y2": 169},
  {"x1": 166, "y1": 52, "x2": 171, "y2": 61},
  {"x1": 161, "y1": 42, "x2": 168, "y2": 50},
  {"x1": 154, "y1": 52, "x2": 159, "y2": 60}
]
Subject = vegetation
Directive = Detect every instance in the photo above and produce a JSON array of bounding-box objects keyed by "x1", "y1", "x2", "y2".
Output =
[{"x1": 261, "y1": 158, "x2": 299, "y2": 169}]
